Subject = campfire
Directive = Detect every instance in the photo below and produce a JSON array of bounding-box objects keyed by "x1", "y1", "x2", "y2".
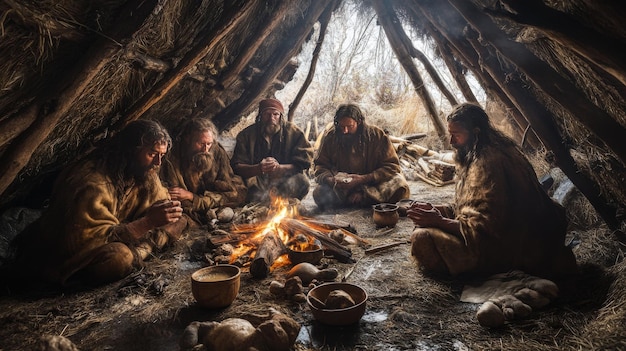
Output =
[{"x1": 208, "y1": 197, "x2": 366, "y2": 279}]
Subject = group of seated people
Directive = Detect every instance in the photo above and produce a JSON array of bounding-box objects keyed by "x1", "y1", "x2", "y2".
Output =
[{"x1": 8, "y1": 99, "x2": 577, "y2": 289}]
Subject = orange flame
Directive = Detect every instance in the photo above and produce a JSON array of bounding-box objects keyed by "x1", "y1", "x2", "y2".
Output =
[{"x1": 229, "y1": 195, "x2": 301, "y2": 265}]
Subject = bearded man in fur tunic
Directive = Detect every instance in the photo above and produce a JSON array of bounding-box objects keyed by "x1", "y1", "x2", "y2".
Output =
[
  {"x1": 313, "y1": 103, "x2": 410, "y2": 210},
  {"x1": 13, "y1": 120, "x2": 188, "y2": 287},
  {"x1": 408, "y1": 103, "x2": 577, "y2": 279},
  {"x1": 231, "y1": 98, "x2": 313, "y2": 203},
  {"x1": 161, "y1": 118, "x2": 246, "y2": 224}
]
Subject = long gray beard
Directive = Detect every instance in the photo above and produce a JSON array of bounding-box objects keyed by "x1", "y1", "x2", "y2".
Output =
[
  {"x1": 191, "y1": 152, "x2": 214, "y2": 173},
  {"x1": 263, "y1": 123, "x2": 281, "y2": 137}
]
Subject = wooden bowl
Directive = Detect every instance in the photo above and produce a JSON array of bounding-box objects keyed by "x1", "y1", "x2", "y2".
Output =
[
  {"x1": 191, "y1": 265, "x2": 240, "y2": 308},
  {"x1": 372, "y1": 203, "x2": 399, "y2": 227},
  {"x1": 307, "y1": 282, "x2": 368, "y2": 325},
  {"x1": 287, "y1": 241, "x2": 323, "y2": 265},
  {"x1": 395, "y1": 199, "x2": 414, "y2": 217}
]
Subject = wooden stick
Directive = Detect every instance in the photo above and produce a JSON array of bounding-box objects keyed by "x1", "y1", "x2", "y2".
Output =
[{"x1": 365, "y1": 241, "x2": 410, "y2": 255}]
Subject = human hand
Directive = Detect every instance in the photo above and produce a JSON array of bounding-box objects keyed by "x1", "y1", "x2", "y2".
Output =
[
  {"x1": 333, "y1": 173, "x2": 361, "y2": 190},
  {"x1": 407, "y1": 202, "x2": 443, "y2": 227},
  {"x1": 168, "y1": 186, "x2": 193, "y2": 201},
  {"x1": 145, "y1": 200, "x2": 183, "y2": 227},
  {"x1": 260, "y1": 157, "x2": 279, "y2": 174}
]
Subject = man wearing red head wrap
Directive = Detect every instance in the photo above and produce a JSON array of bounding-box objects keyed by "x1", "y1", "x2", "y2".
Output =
[{"x1": 231, "y1": 98, "x2": 313, "y2": 203}]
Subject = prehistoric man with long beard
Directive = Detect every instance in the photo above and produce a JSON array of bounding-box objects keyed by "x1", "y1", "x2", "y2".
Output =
[
  {"x1": 12, "y1": 120, "x2": 188, "y2": 287},
  {"x1": 408, "y1": 103, "x2": 577, "y2": 279},
  {"x1": 313, "y1": 103, "x2": 410, "y2": 210},
  {"x1": 160, "y1": 118, "x2": 246, "y2": 224},
  {"x1": 231, "y1": 98, "x2": 313, "y2": 203}
]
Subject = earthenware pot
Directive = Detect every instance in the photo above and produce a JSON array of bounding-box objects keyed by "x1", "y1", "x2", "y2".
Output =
[{"x1": 372, "y1": 203, "x2": 399, "y2": 227}]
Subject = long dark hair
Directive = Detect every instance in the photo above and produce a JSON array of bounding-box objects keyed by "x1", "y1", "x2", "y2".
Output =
[
  {"x1": 447, "y1": 103, "x2": 516, "y2": 156},
  {"x1": 96, "y1": 119, "x2": 171, "y2": 187},
  {"x1": 333, "y1": 103, "x2": 368, "y2": 146}
]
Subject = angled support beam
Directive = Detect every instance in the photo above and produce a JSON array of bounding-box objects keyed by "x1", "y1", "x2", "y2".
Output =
[
  {"x1": 371, "y1": 0, "x2": 447, "y2": 146},
  {"x1": 0, "y1": 0, "x2": 160, "y2": 197},
  {"x1": 113, "y1": 0, "x2": 256, "y2": 131}
]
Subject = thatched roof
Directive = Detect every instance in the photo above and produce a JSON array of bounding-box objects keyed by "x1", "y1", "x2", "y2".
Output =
[{"x1": 1, "y1": 0, "x2": 625, "y2": 229}]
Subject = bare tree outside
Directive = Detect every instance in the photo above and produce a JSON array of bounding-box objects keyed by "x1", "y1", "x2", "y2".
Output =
[{"x1": 229, "y1": 0, "x2": 486, "y2": 148}]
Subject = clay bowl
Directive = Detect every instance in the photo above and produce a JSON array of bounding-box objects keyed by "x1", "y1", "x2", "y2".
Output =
[
  {"x1": 396, "y1": 199, "x2": 415, "y2": 217},
  {"x1": 191, "y1": 264, "x2": 241, "y2": 309},
  {"x1": 372, "y1": 203, "x2": 400, "y2": 227},
  {"x1": 307, "y1": 282, "x2": 368, "y2": 326},
  {"x1": 287, "y1": 241, "x2": 323, "y2": 265}
]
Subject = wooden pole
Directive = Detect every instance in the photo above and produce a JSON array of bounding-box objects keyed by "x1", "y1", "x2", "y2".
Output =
[
  {"x1": 447, "y1": 0, "x2": 626, "y2": 166},
  {"x1": 0, "y1": 0, "x2": 159, "y2": 197},
  {"x1": 113, "y1": 1, "x2": 256, "y2": 131},
  {"x1": 287, "y1": 0, "x2": 338, "y2": 122},
  {"x1": 212, "y1": 1, "x2": 330, "y2": 130},
  {"x1": 371, "y1": 0, "x2": 448, "y2": 147}
]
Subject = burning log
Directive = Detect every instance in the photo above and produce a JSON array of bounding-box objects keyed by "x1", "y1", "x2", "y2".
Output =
[
  {"x1": 279, "y1": 219, "x2": 354, "y2": 263},
  {"x1": 250, "y1": 230, "x2": 287, "y2": 278},
  {"x1": 301, "y1": 217, "x2": 355, "y2": 232},
  {"x1": 300, "y1": 218, "x2": 369, "y2": 247}
]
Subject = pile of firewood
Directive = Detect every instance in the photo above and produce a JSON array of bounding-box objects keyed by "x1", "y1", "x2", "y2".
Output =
[
  {"x1": 202, "y1": 217, "x2": 369, "y2": 279},
  {"x1": 395, "y1": 142, "x2": 456, "y2": 186},
  {"x1": 429, "y1": 160, "x2": 455, "y2": 183}
]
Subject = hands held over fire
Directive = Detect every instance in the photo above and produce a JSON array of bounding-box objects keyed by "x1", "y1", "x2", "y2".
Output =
[{"x1": 259, "y1": 157, "x2": 281, "y2": 178}]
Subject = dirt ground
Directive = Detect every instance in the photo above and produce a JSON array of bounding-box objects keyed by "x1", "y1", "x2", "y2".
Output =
[{"x1": 0, "y1": 179, "x2": 617, "y2": 351}]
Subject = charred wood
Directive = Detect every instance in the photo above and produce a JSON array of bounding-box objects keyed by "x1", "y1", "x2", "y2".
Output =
[
  {"x1": 250, "y1": 230, "x2": 287, "y2": 279},
  {"x1": 279, "y1": 219, "x2": 353, "y2": 263}
]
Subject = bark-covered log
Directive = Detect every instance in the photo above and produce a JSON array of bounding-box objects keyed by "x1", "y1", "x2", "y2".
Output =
[
  {"x1": 114, "y1": 1, "x2": 256, "y2": 130},
  {"x1": 250, "y1": 230, "x2": 287, "y2": 279},
  {"x1": 212, "y1": 1, "x2": 329, "y2": 130},
  {"x1": 447, "y1": 0, "x2": 626, "y2": 166}
]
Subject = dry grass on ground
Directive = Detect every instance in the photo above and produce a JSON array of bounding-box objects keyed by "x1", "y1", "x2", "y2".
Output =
[{"x1": 0, "y1": 178, "x2": 624, "y2": 351}]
